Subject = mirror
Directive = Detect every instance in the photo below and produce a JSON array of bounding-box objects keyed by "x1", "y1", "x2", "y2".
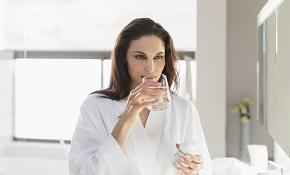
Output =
[
  {"x1": 258, "y1": 10, "x2": 276, "y2": 139},
  {"x1": 258, "y1": 0, "x2": 290, "y2": 156}
]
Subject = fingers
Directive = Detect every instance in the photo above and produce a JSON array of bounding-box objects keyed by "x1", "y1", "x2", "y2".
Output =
[
  {"x1": 138, "y1": 93, "x2": 160, "y2": 103},
  {"x1": 175, "y1": 162, "x2": 200, "y2": 175},
  {"x1": 129, "y1": 81, "x2": 161, "y2": 98},
  {"x1": 174, "y1": 155, "x2": 202, "y2": 175},
  {"x1": 185, "y1": 154, "x2": 202, "y2": 164},
  {"x1": 175, "y1": 164, "x2": 201, "y2": 175},
  {"x1": 127, "y1": 81, "x2": 165, "y2": 107},
  {"x1": 121, "y1": 77, "x2": 166, "y2": 120},
  {"x1": 181, "y1": 157, "x2": 202, "y2": 171},
  {"x1": 140, "y1": 96, "x2": 163, "y2": 108},
  {"x1": 127, "y1": 91, "x2": 159, "y2": 112}
]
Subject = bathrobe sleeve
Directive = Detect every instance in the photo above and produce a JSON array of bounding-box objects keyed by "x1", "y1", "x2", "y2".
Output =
[
  {"x1": 184, "y1": 102, "x2": 213, "y2": 175},
  {"x1": 69, "y1": 96, "x2": 138, "y2": 175}
]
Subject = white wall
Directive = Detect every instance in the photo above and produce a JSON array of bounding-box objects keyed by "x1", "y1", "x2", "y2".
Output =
[
  {"x1": 196, "y1": 0, "x2": 274, "y2": 160},
  {"x1": 196, "y1": 0, "x2": 227, "y2": 158},
  {"x1": 0, "y1": 51, "x2": 14, "y2": 143}
]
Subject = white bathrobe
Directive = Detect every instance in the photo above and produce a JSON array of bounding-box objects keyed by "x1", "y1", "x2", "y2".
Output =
[{"x1": 69, "y1": 93, "x2": 213, "y2": 175}]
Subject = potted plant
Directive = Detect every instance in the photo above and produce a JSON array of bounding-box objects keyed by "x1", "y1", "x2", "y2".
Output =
[
  {"x1": 231, "y1": 97, "x2": 253, "y2": 160},
  {"x1": 231, "y1": 97, "x2": 253, "y2": 124}
]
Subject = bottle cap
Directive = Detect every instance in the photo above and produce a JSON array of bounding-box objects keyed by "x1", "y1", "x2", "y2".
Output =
[{"x1": 179, "y1": 142, "x2": 198, "y2": 155}]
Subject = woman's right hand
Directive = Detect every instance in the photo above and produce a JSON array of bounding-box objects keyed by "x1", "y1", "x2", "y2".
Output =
[
  {"x1": 112, "y1": 78, "x2": 165, "y2": 148},
  {"x1": 122, "y1": 78, "x2": 165, "y2": 120}
]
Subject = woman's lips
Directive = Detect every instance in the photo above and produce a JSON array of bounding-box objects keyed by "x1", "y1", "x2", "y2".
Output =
[
  {"x1": 141, "y1": 75, "x2": 158, "y2": 82},
  {"x1": 141, "y1": 75, "x2": 156, "y2": 79}
]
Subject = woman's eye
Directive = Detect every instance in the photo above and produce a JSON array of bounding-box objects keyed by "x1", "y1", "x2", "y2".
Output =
[
  {"x1": 154, "y1": 55, "x2": 164, "y2": 60},
  {"x1": 135, "y1": 55, "x2": 145, "y2": 59}
]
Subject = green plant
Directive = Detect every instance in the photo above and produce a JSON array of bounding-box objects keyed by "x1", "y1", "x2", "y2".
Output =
[{"x1": 231, "y1": 97, "x2": 253, "y2": 124}]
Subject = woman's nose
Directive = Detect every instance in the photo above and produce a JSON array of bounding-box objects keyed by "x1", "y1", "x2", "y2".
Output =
[{"x1": 144, "y1": 60, "x2": 155, "y2": 73}]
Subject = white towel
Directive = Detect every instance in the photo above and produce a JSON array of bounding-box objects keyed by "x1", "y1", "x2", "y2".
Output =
[{"x1": 212, "y1": 157, "x2": 256, "y2": 175}]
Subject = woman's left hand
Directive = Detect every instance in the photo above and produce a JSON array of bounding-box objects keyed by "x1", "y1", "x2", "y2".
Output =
[{"x1": 174, "y1": 154, "x2": 202, "y2": 175}]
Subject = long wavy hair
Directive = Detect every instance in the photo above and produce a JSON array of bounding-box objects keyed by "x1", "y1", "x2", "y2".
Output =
[{"x1": 92, "y1": 18, "x2": 179, "y2": 100}]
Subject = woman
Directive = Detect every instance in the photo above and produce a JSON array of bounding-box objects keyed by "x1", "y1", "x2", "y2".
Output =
[{"x1": 69, "y1": 18, "x2": 212, "y2": 175}]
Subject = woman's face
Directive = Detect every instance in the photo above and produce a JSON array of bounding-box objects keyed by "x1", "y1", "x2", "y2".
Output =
[{"x1": 126, "y1": 35, "x2": 166, "y2": 90}]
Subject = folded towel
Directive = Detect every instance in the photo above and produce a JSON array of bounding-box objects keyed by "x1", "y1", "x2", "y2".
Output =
[{"x1": 212, "y1": 157, "x2": 256, "y2": 175}]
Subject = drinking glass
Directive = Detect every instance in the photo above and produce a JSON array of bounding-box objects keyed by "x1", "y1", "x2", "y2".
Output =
[{"x1": 143, "y1": 74, "x2": 171, "y2": 111}]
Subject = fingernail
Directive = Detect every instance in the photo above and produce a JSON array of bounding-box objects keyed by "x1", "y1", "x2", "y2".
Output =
[
  {"x1": 179, "y1": 158, "x2": 185, "y2": 162},
  {"x1": 176, "y1": 164, "x2": 181, "y2": 168},
  {"x1": 180, "y1": 162, "x2": 188, "y2": 168},
  {"x1": 185, "y1": 155, "x2": 191, "y2": 159}
]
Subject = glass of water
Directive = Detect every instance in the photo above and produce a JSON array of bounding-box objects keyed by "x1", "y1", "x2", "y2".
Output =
[{"x1": 143, "y1": 74, "x2": 171, "y2": 111}]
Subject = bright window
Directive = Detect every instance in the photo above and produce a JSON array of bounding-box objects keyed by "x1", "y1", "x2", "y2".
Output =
[
  {"x1": 14, "y1": 58, "x2": 195, "y2": 141},
  {"x1": 14, "y1": 59, "x2": 101, "y2": 140}
]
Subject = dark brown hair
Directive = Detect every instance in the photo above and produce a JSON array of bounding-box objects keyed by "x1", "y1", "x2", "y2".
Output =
[{"x1": 92, "y1": 18, "x2": 179, "y2": 100}]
